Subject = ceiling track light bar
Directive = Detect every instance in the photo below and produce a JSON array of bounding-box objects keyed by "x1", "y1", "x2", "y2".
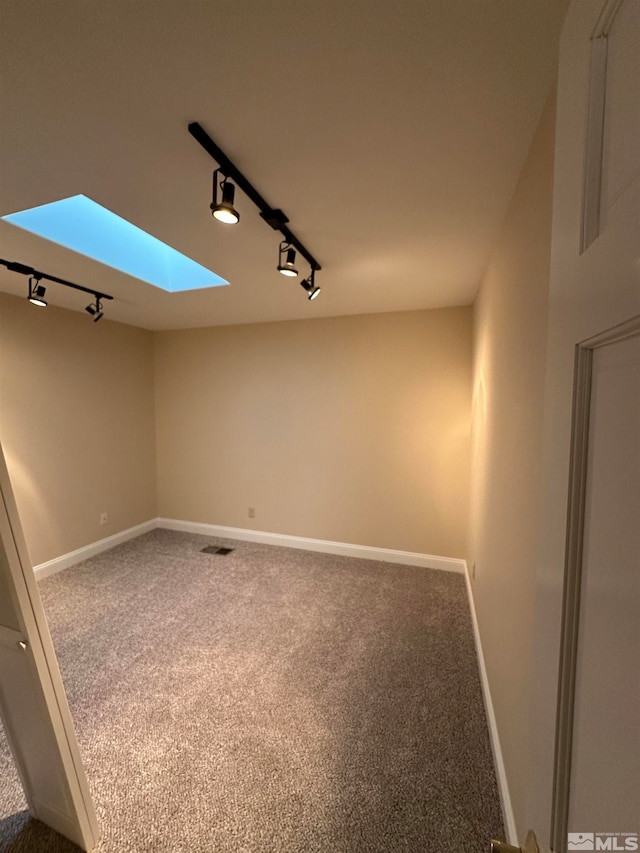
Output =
[
  {"x1": 0, "y1": 258, "x2": 114, "y2": 302},
  {"x1": 188, "y1": 121, "x2": 322, "y2": 272}
]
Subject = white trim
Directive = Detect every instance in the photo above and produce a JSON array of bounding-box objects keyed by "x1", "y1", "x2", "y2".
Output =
[
  {"x1": 463, "y1": 561, "x2": 518, "y2": 845},
  {"x1": 32, "y1": 516, "x2": 465, "y2": 582},
  {"x1": 157, "y1": 517, "x2": 465, "y2": 573},
  {"x1": 33, "y1": 519, "x2": 158, "y2": 580},
  {"x1": 0, "y1": 440, "x2": 100, "y2": 847}
]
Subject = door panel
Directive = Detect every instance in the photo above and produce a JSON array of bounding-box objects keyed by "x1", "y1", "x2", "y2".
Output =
[{"x1": 567, "y1": 334, "x2": 640, "y2": 831}]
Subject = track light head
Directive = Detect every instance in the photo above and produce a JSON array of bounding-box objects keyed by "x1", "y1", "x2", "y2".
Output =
[
  {"x1": 85, "y1": 297, "x2": 104, "y2": 322},
  {"x1": 2, "y1": 258, "x2": 113, "y2": 313},
  {"x1": 211, "y1": 171, "x2": 240, "y2": 225},
  {"x1": 300, "y1": 269, "x2": 321, "y2": 301},
  {"x1": 277, "y1": 243, "x2": 298, "y2": 277},
  {"x1": 28, "y1": 276, "x2": 47, "y2": 307},
  {"x1": 190, "y1": 124, "x2": 323, "y2": 300}
]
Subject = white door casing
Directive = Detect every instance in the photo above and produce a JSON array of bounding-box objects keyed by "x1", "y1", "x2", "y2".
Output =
[{"x1": 0, "y1": 441, "x2": 99, "y2": 850}]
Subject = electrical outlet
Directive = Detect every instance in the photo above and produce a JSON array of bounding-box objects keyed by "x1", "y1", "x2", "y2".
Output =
[
  {"x1": 100, "y1": 512, "x2": 108, "y2": 526},
  {"x1": 248, "y1": 507, "x2": 255, "y2": 518}
]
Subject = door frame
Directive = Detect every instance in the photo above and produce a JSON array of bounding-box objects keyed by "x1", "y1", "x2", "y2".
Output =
[
  {"x1": 551, "y1": 314, "x2": 640, "y2": 853},
  {"x1": 0, "y1": 442, "x2": 99, "y2": 849}
]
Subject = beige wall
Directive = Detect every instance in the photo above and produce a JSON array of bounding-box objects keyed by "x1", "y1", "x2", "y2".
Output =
[
  {"x1": 155, "y1": 308, "x2": 472, "y2": 558},
  {"x1": 0, "y1": 295, "x2": 473, "y2": 564},
  {"x1": 0, "y1": 293, "x2": 157, "y2": 566},
  {"x1": 469, "y1": 88, "x2": 556, "y2": 838}
]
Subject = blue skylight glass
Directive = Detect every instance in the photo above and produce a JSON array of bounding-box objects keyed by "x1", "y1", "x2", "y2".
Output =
[{"x1": 1, "y1": 194, "x2": 228, "y2": 292}]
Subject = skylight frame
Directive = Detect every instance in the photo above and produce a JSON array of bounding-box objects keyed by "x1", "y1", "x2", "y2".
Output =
[{"x1": 1, "y1": 194, "x2": 229, "y2": 293}]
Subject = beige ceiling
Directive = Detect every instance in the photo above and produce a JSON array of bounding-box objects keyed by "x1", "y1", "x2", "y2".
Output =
[{"x1": 0, "y1": 1, "x2": 567, "y2": 330}]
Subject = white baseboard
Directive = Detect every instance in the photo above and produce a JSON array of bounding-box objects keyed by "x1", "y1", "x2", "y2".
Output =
[
  {"x1": 157, "y1": 518, "x2": 466, "y2": 573},
  {"x1": 463, "y1": 561, "x2": 518, "y2": 845},
  {"x1": 33, "y1": 517, "x2": 465, "y2": 580},
  {"x1": 33, "y1": 519, "x2": 158, "y2": 580}
]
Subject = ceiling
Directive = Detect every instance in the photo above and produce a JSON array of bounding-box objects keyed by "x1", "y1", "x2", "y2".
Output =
[{"x1": 0, "y1": 1, "x2": 567, "y2": 331}]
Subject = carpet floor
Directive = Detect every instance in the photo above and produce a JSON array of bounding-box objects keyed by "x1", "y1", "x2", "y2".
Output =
[{"x1": 0, "y1": 529, "x2": 504, "y2": 852}]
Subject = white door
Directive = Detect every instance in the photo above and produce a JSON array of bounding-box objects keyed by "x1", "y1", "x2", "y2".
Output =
[
  {"x1": 0, "y1": 441, "x2": 99, "y2": 850},
  {"x1": 529, "y1": 0, "x2": 639, "y2": 846},
  {"x1": 569, "y1": 333, "x2": 640, "y2": 831},
  {"x1": 552, "y1": 323, "x2": 640, "y2": 853}
]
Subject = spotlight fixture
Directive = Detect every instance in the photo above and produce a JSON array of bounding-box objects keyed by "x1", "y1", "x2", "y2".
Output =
[
  {"x1": 85, "y1": 297, "x2": 104, "y2": 322},
  {"x1": 210, "y1": 169, "x2": 240, "y2": 225},
  {"x1": 277, "y1": 242, "x2": 298, "y2": 277},
  {"x1": 189, "y1": 122, "x2": 323, "y2": 300},
  {"x1": 28, "y1": 276, "x2": 47, "y2": 307},
  {"x1": 2, "y1": 258, "x2": 113, "y2": 318},
  {"x1": 300, "y1": 268, "x2": 321, "y2": 301}
]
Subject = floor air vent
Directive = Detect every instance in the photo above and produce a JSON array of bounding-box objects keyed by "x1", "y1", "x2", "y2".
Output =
[{"x1": 201, "y1": 546, "x2": 234, "y2": 555}]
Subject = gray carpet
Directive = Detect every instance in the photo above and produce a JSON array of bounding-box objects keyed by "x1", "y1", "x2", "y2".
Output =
[{"x1": 0, "y1": 529, "x2": 504, "y2": 852}]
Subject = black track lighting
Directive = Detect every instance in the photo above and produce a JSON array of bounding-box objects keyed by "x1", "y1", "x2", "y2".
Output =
[
  {"x1": 210, "y1": 169, "x2": 240, "y2": 225},
  {"x1": 189, "y1": 123, "x2": 324, "y2": 300},
  {"x1": 85, "y1": 297, "x2": 104, "y2": 322},
  {"x1": 277, "y1": 242, "x2": 298, "y2": 277},
  {"x1": 28, "y1": 276, "x2": 47, "y2": 307},
  {"x1": 2, "y1": 258, "x2": 113, "y2": 318},
  {"x1": 300, "y1": 269, "x2": 321, "y2": 301}
]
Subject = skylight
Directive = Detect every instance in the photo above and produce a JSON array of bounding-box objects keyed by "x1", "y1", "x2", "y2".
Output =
[{"x1": 1, "y1": 195, "x2": 228, "y2": 292}]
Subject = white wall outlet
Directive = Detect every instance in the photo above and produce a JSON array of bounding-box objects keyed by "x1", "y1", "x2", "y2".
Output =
[
  {"x1": 100, "y1": 512, "x2": 108, "y2": 526},
  {"x1": 248, "y1": 507, "x2": 255, "y2": 518}
]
